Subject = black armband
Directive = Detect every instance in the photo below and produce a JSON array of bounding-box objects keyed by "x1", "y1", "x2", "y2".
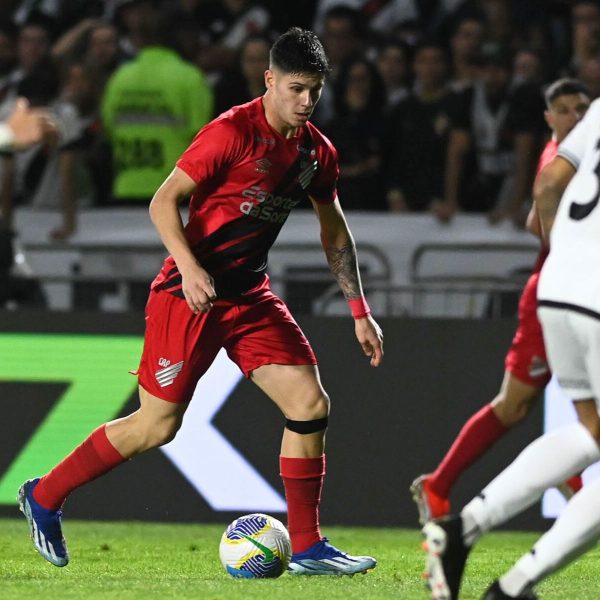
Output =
[{"x1": 285, "y1": 417, "x2": 329, "y2": 434}]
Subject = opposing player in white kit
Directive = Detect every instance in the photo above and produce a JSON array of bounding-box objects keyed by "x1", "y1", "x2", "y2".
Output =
[{"x1": 420, "y1": 98, "x2": 600, "y2": 600}]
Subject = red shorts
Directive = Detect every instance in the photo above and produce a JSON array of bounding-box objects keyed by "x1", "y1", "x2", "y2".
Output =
[
  {"x1": 137, "y1": 281, "x2": 316, "y2": 403},
  {"x1": 504, "y1": 272, "x2": 550, "y2": 387}
]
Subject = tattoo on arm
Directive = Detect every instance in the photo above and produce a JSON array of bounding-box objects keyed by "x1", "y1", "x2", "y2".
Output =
[{"x1": 324, "y1": 243, "x2": 362, "y2": 299}]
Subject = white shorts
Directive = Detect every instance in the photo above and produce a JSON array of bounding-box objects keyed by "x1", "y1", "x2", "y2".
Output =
[{"x1": 538, "y1": 304, "x2": 600, "y2": 402}]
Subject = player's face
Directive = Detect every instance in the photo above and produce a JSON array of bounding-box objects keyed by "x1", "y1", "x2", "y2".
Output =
[
  {"x1": 264, "y1": 68, "x2": 325, "y2": 133},
  {"x1": 545, "y1": 93, "x2": 591, "y2": 143}
]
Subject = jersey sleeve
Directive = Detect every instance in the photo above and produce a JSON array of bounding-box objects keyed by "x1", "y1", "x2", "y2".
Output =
[
  {"x1": 558, "y1": 100, "x2": 600, "y2": 169},
  {"x1": 176, "y1": 117, "x2": 246, "y2": 183},
  {"x1": 308, "y1": 138, "x2": 339, "y2": 204}
]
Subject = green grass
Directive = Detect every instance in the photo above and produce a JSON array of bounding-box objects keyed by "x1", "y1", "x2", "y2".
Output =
[{"x1": 1, "y1": 518, "x2": 599, "y2": 599}]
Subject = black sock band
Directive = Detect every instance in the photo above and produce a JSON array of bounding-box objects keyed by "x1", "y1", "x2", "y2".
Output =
[{"x1": 285, "y1": 417, "x2": 329, "y2": 434}]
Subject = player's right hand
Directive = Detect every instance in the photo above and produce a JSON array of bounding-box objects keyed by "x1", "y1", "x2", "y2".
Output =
[{"x1": 180, "y1": 263, "x2": 217, "y2": 314}]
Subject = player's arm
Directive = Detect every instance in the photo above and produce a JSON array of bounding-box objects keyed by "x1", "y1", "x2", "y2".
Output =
[
  {"x1": 149, "y1": 166, "x2": 216, "y2": 314},
  {"x1": 310, "y1": 197, "x2": 383, "y2": 367},
  {"x1": 533, "y1": 155, "x2": 576, "y2": 242},
  {"x1": 525, "y1": 201, "x2": 543, "y2": 240}
]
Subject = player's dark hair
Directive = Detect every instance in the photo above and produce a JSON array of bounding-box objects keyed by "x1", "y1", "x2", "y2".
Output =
[
  {"x1": 270, "y1": 27, "x2": 330, "y2": 76},
  {"x1": 544, "y1": 78, "x2": 590, "y2": 108}
]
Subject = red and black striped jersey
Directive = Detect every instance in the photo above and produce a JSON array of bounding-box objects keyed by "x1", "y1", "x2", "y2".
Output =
[{"x1": 151, "y1": 97, "x2": 339, "y2": 298}]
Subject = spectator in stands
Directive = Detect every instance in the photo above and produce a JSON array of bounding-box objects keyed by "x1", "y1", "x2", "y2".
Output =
[
  {"x1": 0, "y1": 14, "x2": 55, "y2": 114},
  {"x1": 85, "y1": 22, "x2": 124, "y2": 79},
  {"x1": 101, "y1": 1, "x2": 213, "y2": 205},
  {"x1": 512, "y1": 47, "x2": 544, "y2": 87},
  {"x1": 312, "y1": 5, "x2": 366, "y2": 127},
  {"x1": 384, "y1": 40, "x2": 453, "y2": 213},
  {"x1": 214, "y1": 33, "x2": 271, "y2": 117},
  {"x1": 374, "y1": 39, "x2": 411, "y2": 111},
  {"x1": 52, "y1": 20, "x2": 124, "y2": 84},
  {"x1": 0, "y1": 23, "x2": 17, "y2": 101},
  {"x1": 197, "y1": 0, "x2": 270, "y2": 83},
  {"x1": 448, "y1": 14, "x2": 485, "y2": 92},
  {"x1": 434, "y1": 42, "x2": 544, "y2": 225},
  {"x1": 110, "y1": 0, "x2": 159, "y2": 60},
  {"x1": 577, "y1": 55, "x2": 600, "y2": 99},
  {"x1": 0, "y1": 62, "x2": 85, "y2": 241},
  {"x1": 324, "y1": 55, "x2": 386, "y2": 210},
  {"x1": 569, "y1": 0, "x2": 600, "y2": 72}
]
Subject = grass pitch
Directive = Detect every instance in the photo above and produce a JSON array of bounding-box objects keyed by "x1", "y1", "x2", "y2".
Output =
[{"x1": 1, "y1": 518, "x2": 599, "y2": 599}]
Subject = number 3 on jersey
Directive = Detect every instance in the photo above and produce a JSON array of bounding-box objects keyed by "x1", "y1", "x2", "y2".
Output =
[{"x1": 569, "y1": 138, "x2": 600, "y2": 220}]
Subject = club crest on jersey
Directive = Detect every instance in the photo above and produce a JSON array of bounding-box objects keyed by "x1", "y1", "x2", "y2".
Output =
[
  {"x1": 155, "y1": 360, "x2": 184, "y2": 387},
  {"x1": 255, "y1": 158, "x2": 272, "y2": 174},
  {"x1": 299, "y1": 160, "x2": 318, "y2": 189}
]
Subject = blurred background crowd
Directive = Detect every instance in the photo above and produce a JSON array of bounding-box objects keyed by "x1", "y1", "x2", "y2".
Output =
[{"x1": 0, "y1": 0, "x2": 597, "y2": 240}]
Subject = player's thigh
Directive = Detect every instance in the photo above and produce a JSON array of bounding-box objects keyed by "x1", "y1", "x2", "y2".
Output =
[
  {"x1": 137, "y1": 384, "x2": 189, "y2": 430},
  {"x1": 504, "y1": 273, "x2": 550, "y2": 387},
  {"x1": 137, "y1": 290, "x2": 225, "y2": 403},
  {"x1": 538, "y1": 307, "x2": 591, "y2": 400},
  {"x1": 251, "y1": 363, "x2": 329, "y2": 420}
]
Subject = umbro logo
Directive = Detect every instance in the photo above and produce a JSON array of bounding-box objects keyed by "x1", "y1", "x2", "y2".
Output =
[
  {"x1": 155, "y1": 360, "x2": 184, "y2": 387},
  {"x1": 255, "y1": 158, "x2": 272, "y2": 174}
]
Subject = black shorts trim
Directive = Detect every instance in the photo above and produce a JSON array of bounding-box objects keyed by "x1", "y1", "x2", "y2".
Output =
[{"x1": 538, "y1": 300, "x2": 600, "y2": 322}]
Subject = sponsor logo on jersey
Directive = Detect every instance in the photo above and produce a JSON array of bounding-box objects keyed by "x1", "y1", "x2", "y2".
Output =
[
  {"x1": 155, "y1": 360, "x2": 184, "y2": 387},
  {"x1": 240, "y1": 185, "x2": 301, "y2": 222},
  {"x1": 255, "y1": 158, "x2": 272, "y2": 174}
]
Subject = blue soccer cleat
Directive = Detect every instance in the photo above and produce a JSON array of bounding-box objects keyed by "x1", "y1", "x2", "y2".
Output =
[
  {"x1": 287, "y1": 538, "x2": 376, "y2": 575},
  {"x1": 18, "y1": 478, "x2": 69, "y2": 567}
]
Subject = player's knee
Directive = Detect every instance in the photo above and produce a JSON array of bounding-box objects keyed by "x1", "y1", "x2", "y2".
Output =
[
  {"x1": 287, "y1": 389, "x2": 330, "y2": 421},
  {"x1": 581, "y1": 417, "x2": 600, "y2": 444},
  {"x1": 285, "y1": 390, "x2": 330, "y2": 433},
  {"x1": 136, "y1": 416, "x2": 181, "y2": 449},
  {"x1": 492, "y1": 393, "x2": 536, "y2": 426}
]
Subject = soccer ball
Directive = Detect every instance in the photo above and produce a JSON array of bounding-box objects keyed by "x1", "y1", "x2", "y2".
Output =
[{"x1": 219, "y1": 513, "x2": 292, "y2": 578}]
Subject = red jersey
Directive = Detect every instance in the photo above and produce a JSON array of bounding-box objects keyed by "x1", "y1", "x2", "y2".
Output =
[
  {"x1": 151, "y1": 97, "x2": 339, "y2": 298},
  {"x1": 531, "y1": 139, "x2": 558, "y2": 273}
]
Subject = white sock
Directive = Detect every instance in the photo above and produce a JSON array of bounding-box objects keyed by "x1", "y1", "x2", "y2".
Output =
[
  {"x1": 461, "y1": 422, "x2": 600, "y2": 545},
  {"x1": 499, "y1": 475, "x2": 600, "y2": 596}
]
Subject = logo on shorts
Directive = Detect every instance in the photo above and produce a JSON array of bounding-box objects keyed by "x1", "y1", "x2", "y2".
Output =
[
  {"x1": 155, "y1": 360, "x2": 184, "y2": 387},
  {"x1": 528, "y1": 355, "x2": 549, "y2": 379}
]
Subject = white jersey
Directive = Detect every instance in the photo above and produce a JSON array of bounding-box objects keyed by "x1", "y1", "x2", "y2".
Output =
[{"x1": 538, "y1": 98, "x2": 600, "y2": 314}]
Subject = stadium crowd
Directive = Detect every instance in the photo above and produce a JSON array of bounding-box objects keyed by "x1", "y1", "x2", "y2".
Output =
[{"x1": 0, "y1": 0, "x2": 597, "y2": 238}]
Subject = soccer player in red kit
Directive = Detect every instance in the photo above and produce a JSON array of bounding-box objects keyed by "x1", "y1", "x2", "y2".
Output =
[
  {"x1": 18, "y1": 28, "x2": 384, "y2": 574},
  {"x1": 411, "y1": 78, "x2": 591, "y2": 525}
]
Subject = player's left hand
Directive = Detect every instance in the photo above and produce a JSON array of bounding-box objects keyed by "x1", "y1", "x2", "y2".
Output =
[{"x1": 354, "y1": 315, "x2": 383, "y2": 367}]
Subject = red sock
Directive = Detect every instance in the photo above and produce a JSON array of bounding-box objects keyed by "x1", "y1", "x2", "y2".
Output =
[
  {"x1": 33, "y1": 425, "x2": 126, "y2": 510},
  {"x1": 280, "y1": 455, "x2": 325, "y2": 554},
  {"x1": 429, "y1": 404, "x2": 507, "y2": 498}
]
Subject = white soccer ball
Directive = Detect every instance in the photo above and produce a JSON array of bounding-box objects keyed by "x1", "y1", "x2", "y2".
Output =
[{"x1": 219, "y1": 513, "x2": 292, "y2": 578}]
